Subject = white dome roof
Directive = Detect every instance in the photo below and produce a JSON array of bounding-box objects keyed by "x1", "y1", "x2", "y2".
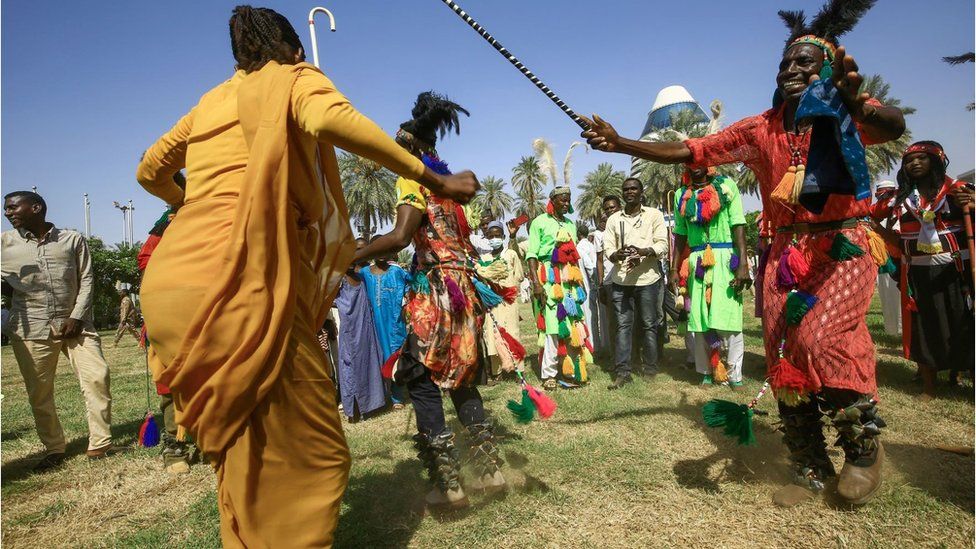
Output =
[{"x1": 651, "y1": 85, "x2": 697, "y2": 112}]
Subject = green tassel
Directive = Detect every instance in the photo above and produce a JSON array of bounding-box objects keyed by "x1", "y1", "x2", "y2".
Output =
[
  {"x1": 558, "y1": 321, "x2": 570, "y2": 340},
  {"x1": 828, "y1": 233, "x2": 865, "y2": 261},
  {"x1": 785, "y1": 290, "x2": 819, "y2": 325},
  {"x1": 702, "y1": 399, "x2": 756, "y2": 446},
  {"x1": 507, "y1": 389, "x2": 536, "y2": 424},
  {"x1": 573, "y1": 355, "x2": 582, "y2": 382},
  {"x1": 412, "y1": 271, "x2": 431, "y2": 294},
  {"x1": 878, "y1": 257, "x2": 897, "y2": 274}
]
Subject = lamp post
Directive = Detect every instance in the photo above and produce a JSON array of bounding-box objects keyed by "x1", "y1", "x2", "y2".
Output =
[{"x1": 112, "y1": 201, "x2": 131, "y2": 246}]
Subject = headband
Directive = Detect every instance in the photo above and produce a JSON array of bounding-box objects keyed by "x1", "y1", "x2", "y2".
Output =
[
  {"x1": 549, "y1": 186, "x2": 571, "y2": 198},
  {"x1": 903, "y1": 143, "x2": 949, "y2": 167},
  {"x1": 789, "y1": 35, "x2": 837, "y2": 80}
]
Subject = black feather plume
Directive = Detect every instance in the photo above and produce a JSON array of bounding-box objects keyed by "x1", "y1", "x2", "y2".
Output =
[
  {"x1": 808, "y1": 0, "x2": 876, "y2": 44},
  {"x1": 778, "y1": 10, "x2": 809, "y2": 50},
  {"x1": 943, "y1": 52, "x2": 975, "y2": 65},
  {"x1": 401, "y1": 91, "x2": 470, "y2": 148}
]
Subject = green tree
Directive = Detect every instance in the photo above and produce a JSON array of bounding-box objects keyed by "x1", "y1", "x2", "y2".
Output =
[
  {"x1": 943, "y1": 53, "x2": 975, "y2": 111},
  {"x1": 338, "y1": 152, "x2": 396, "y2": 239},
  {"x1": 88, "y1": 237, "x2": 141, "y2": 329},
  {"x1": 470, "y1": 175, "x2": 515, "y2": 220},
  {"x1": 743, "y1": 210, "x2": 761, "y2": 254},
  {"x1": 860, "y1": 74, "x2": 915, "y2": 179},
  {"x1": 576, "y1": 162, "x2": 625, "y2": 223},
  {"x1": 511, "y1": 156, "x2": 546, "y2": 219}
]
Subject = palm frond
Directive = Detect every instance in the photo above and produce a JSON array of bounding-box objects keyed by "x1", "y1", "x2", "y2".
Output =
[
  {"x1": 532, "y1": 138, "x2": 559, "y2": 188},
  {"x1": 942, "y1": 52, "x2": 975, "y2": 65}
]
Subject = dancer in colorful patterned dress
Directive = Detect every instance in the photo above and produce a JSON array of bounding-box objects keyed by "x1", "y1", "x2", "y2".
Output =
[
  {"x1": 357, "y1": 92, "x2": 515, "y2": 509},
  {"x1": 583, "y1": 0, "x2": 905, "y2": 507}
]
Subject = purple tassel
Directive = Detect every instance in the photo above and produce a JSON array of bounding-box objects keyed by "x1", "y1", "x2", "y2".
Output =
[
  {"x1": 695, "y1": 257, "x2": 705, "y2": 280},
  {"x1": 551, "y1": 248, "x2": 560, "y2": 264},
  {"x1": 776, "y1": 249, "x2": 796, "y2": 288},
  {"x1": 683, "y1": 296, "x2": 692, "y2": 312},
  {"x1": 421, "y1": 153, "x2": 451, "y2": 175},
  {"x1": 445, "y1": 275, "x2": 467, "y2": 313},
  {"x1": 704, "y1": 331, "x2": 723, "y2": 349},
  {"x1": 729, "y1": 253, "x2": 740, "y2": 271},
  {"x1": 556, "y1": 303, "x2": 568, "y2": 321}
]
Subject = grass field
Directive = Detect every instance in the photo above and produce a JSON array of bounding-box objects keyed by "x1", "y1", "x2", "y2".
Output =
[{"x1": 1, "y1": 294, "x2": 973, "y2": 548}]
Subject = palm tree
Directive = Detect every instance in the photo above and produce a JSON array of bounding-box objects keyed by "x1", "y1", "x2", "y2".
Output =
[
  {"x1": 636, "y1": 108, "x2": 720, "y2": 207},
  {"x1": 470, "y1": 176, "x2": 515, "y2": 220},
  {"x1": 576, "y1": 162, "x2": 625, "y2": 223},
  {"x1": 338, "y1": 152, "x2": 396, "y2": 239},
  {"x1": 860, "y1": 74, "x2": 914, "y2": 178},
  {"x1": 511, "y1": 156, "x2": 546, "y2": 219},
  {"x1": 943, "y1": 53, "x2": 975, "y2": 111}
]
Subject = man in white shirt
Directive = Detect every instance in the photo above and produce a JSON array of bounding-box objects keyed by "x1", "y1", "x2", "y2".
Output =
[
  {"x1": 575, "y1": 224, "x2": 597, "y2": 340},
  {"x1": 601, "y1": 179, "x2": 668, "y2": 389},
  {"x1": 593, "y1": 197, "x2": 622, "y2": 355}
]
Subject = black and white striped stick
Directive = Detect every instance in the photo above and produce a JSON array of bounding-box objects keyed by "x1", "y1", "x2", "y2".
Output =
[{"x1": 438, "y1": 0, "x2": 590, "y2": 130}]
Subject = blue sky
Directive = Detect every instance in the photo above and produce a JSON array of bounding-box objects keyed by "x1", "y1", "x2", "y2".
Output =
[{"x1": 2, "y1": 0, "x2": 973, "y2": 243}]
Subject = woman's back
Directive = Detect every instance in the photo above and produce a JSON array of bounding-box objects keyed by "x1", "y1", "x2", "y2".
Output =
[{"x1": 183, "y1": 72, "x2": 249, "y2": 202}]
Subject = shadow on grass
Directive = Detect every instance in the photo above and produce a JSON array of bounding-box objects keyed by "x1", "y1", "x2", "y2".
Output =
[
  {"x1": 1, "y1": 416, "x2": 144, "y2": 486},
  {"x1": 884, "y1": 442, "x2": 976, "y2": 514}
]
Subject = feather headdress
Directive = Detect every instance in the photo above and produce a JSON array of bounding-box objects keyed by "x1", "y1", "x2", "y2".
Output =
[{"x1": 779, "y1": 0, "x2": 877, "y2": 52}]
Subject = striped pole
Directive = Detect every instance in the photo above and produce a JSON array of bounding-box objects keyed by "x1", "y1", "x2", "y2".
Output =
[{"x1": 437, "y1": 0, "x2": 589, "y2": 130}]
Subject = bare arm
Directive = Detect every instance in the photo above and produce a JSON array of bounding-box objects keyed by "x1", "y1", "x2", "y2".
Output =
[
  {"x1": 581, "y1": 114, "x2": 692, "y2": 164},
  {"x1": 731, "y1": 225, "x2": 752, "y2": 292},
  {"x1": 355, "y1": 205, "x2": 423, "y2": 264},
  {"x1": 669, "y1": 234, "x2": 687, "y2": 291}
]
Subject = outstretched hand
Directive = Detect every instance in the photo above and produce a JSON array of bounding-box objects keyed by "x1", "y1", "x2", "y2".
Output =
[
  {"x1": 580, "y1": 114, "x2": 620, "y2": 153},
  {"x1": 436, "y1": 170, "x2": 480, "y2": 204},
  {"x1": 811, "y1": 45, "x2": 871, "y2": 121}
]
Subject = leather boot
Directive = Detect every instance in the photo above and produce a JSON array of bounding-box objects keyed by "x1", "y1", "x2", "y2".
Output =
[
  {"x1": 414, "y1": 431, "x2": 469, "y2": 509},
  {"x1": 772, "y1": 403, "x2": 836, "y2": 508},
  {"x1": 830, "y1": 398, "x2": 886, "y2": 504},
  {"x1": 465, "y1": 420, "x2": 507, "y2": 494}
]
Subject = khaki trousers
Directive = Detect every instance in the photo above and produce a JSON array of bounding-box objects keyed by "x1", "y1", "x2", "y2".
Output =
[{"x1": 10, "y1": 333, "x2": 112, "y2": 454}]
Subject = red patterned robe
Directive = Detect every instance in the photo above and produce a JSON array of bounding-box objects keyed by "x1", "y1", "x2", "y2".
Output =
[{"x1": 685, "y1": 101, "x2": 886, "y2": 396}]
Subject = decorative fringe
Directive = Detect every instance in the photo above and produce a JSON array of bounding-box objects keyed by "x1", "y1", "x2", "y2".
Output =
[
  {"x1": 500, "y1": 285, "x2": 518, "y2": 304},
  {"x1": 828, "y1": 233, "x2": 865, "y2": 261},
  {"x1": 576, "y1": 286, "x2": 587, "y2": 303},
  {"x1": 553, "y1": 268, "x2": 562, "y2": 285},
  {"x1": 558, "y1": 321, "x2": 570, "y2": 340},
  {"x1": 498, "y1": 326, "x2": 526, "y2": 361},
  {"x1": 138, "y1": 412, "x2": 160, "y2": 448},
  {"x1": 771, "y1": 165, "x2": 802, "y2": 204},
  {"x1": 507, "y1": 390, "x2": 536, "y2": 424},
  {"x1": 555, "y1": 241, "x2": 581, "y2": 264},
  {"x1": 569, "y1": 323, "x2": 581, "y2": 347},
  {"x1": 581, "y1": 347, "x2": 594, "y2": 366},
  {"x1": 701, "y1": 244, "x2": 716, "y2": 267},
  {"x1": 562, "y1": 295, "x2": 579, "y2": 319},
  {"x1": 445, "y1": 275, "x2": 468, "y2": 313},
  {"x1": 573, "y1": 355, "x2": 586, "y2": 383},
  {"x1": 552, "y1": 283, "x2": 564, "y2": 301},
  {"x1": 413, "y1": 270, "x2": 431, "y2": 294},
  {"x1": 917, "y1": 241, "x2": 945, "y2": 254},
  {"x1": 713, "y1": 358, "x2": 729, "y2": 383},
  {"x1": 526, "y1": 384, "x2": 557, "y2": 419},
  {"x1": 785, "y1": 290, "x2": 818, "y2": 325},
  {"x1": 555, "y1": 228, "x2": 573, "y2": 244},
  {"x1": 556, "y1": 303, "x2": 568, "y2": 321},
  {"x1": 702, "y1": 400, "x2": 756, "y2": 446},
  {"x1": 472, "y1": 277, "x2": 503, "y2": 309},
  {"x1": 729, "y1": 253, "x2": 740, "y2": 271}
]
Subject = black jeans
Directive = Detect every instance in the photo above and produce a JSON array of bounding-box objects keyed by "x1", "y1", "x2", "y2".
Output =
[
  {"x1": 408, "y1": 372, "x2": 486, "y2": 436},
  {"x1": 611, "y1": 281, "x2": 662, "y2": 377}
]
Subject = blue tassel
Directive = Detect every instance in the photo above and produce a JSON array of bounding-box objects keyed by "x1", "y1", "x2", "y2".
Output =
[
  {"x1": 576, "y1": 286, "x2": 587, "y2": 303},
  {"x1": 472, "y1": 277, "x2": 503, "y2": 309},
  {"x1": 139, "y1": 413, "x2": 160, "y2": 448},
  {"x1": 421, "y1": 153, "x2": 451, "y2": 175},
  {"x1": 729, "y1": 253, "x2": 740, "y2": 271},
  {"x1": 412, "y1": 270, "x2": 431, "y2": 294},
  {"x1": 548, "y1": 267, "x2": 556, "y2": 284},
  {"x1": 563, "y1": 295, "x2": 578, "y2": 318}
]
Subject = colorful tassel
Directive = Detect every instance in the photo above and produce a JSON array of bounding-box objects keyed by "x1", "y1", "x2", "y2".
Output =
[
  {"x1": 705, "y1": 287, "x2": 712, "y2": 305},
  {"x1": 538, "y1": 265, "x2": 547, "y2": 286},
  {"x1": 496, "y1": 326, "x2": 525, "y2": 361},
  {"x1": 712, "y1": 358, "x2": 729, "y2": 383},
  {"x1": 500, "y1": 285, "x2": 518, "y2": 304},
  {"x1": 381, "y1": 349, "x2": 401, "y2": 379},
  {"x1": 729, "y1": 253, "x2": 740, "y2": 271},
  {"x1": 548, "y1": 267, "x2": 556, "y2": 284},
  {"x1": 562, "y1": 355, "x2": 574, "y2": 377},
  {"x1": 771, "y1": 356, "x2": 811, "y2": 406},
  {"x1": 138, "y1": 412, "x2": 160, "y2": 448},
  {"x1": 776, "y1": 249, "x2": 797, "y2": 288},
  {"x1": 507, "y1": 390, "x2": 536, "y2": 424},
  {"x1": 785, "y1": 245, "x2": 811, "y2": 282},
  {"x1": 552, "y1": 283, "x2": 564, "y2": 301},
  {"x1": 562, "y1": 295, "x2": 578, "y2": 318},
  {"x1": 557, "y1": 339, "x2": 568, "y2": 357},
  {"x1": 553, "y1": 267, "x2": 562, "y2": 285},
  {"x1": 445, "y1": 275, "x2": 468, "y2": 313},
  {"x1": 865, "y1": 229, "x2": 889, "y2": 267},
  {"x1": 558, "y1": 321, "x2": 570, "y2": 340},
  {"x1": 525, "y1": 384, "x2": 557, "y2": 419},
  {"x1": 785, "y1": 290, "x2": 818, "y2": 325},
  {"x1": 581, "y1": 347, "x2": 593, "y2": 366},
  {"x1": 472, "y1": 277, "x2": 503, "y2": 309},
  {"x1": 695, "y1": 257, "x2": 705, "y2": 280},
  {"x1": 828, "y1": 233, "x2": 865, "y2": 261},
  {"x1": 556, "y1": 303, "x2": 568, "y2": 321},
  {"x1": 771, "y1": 165, "x2": 798, "y2": 204},
  {"x1": 704, "y1": 268, "x2": 714, "y2": 286},
  {"x1": 551, "y1": 247, "x2": 560, "y2": 264},
  {"x1": 878, "y1": 257, "x2": 897, "y2": 274},
  {"x1": 536, "y1": 313, "x2": 546, "y2": 331},
  {"x1": 679, "y1": 257, "x2": 690, "y2": 280},
  {"x1": 494, "y1": 331, "x2": 517, "y2": 372},
  {"x1": 412, "y1": 271, "x2": 431, "y2": 294},
  {"x1": 701, "y1": 244, "x2": 716, "y2": 267},
  {"x1": 702, "y1": 400, "x2": 756, "y2": 446},
  {"x1": 573, "y1": 355, "x2": 584, "y2": 382},
  {"x1": 569, "y1": 323, "x2": 581, "y2": 347}
]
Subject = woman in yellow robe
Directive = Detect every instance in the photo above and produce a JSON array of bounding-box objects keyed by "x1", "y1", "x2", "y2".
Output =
[{"x1": 135, "y1": 7, "x2": 477, "y2": 547}]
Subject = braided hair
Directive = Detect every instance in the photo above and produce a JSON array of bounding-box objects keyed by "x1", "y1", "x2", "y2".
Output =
[
  {"x1": 397, "y1": 92, "x2": 470, "y2": 154},
  {"x1": 896, "y1": 140, "x2": 948, "y2": 204},
  {"x1": 229, "y1": 5, "x2": 305, "y2": 73}
]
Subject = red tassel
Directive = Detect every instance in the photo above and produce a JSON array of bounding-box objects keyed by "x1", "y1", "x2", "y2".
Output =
[
  {"x1": 709, "y1": 350, "x2": 720, "y2": 368},
  {"x1": 381, "y1": 349, "x2": 401, "y2": 379},
  {"x1": 500, "y1": 285, "x2": 518, "y2": 304},
  {"x1": 546, "y1": 201, "x2": 555, "y2": 215},
  {"x1": 771, "y1": 356, "x2": 809, "y2": 393},
  {"x1": 553, "y1": 268, "x2": 562, "y2": 284},
  {"x1": 526, "y1": 384, "x2": 557, "y2": 419},
  {"x1": 557, "y1": 340, "x2": 568, "y2": 356},
  {"x1": 536, "y1": 313, "x2": 546, "y2": 331},
  {"x1": 785, "y1": 246, "x2": 811, "y2": 282},
  {"x1": 498, "y1": 326, "x2": 526, "y2": 361}
]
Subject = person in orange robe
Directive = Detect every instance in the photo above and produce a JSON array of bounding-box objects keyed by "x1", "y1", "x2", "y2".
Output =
[{"x1": 135, "y1": 6, "x2": 477, "y2": 547}]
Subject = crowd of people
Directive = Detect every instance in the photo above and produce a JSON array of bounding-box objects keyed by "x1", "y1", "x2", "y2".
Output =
[{"x1": 0, "y1": 2, "x2": 973, "y2": 547}]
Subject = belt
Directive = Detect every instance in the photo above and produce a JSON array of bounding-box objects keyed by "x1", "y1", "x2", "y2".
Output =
[
  {"x1": 690, "y1": 242, "x2": 733, "y2": 252},
  {"x1": 777, "y1": 217, "x2": 864, "y2": 234}
]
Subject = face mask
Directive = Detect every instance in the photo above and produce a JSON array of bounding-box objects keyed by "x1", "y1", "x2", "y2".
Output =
[{"x1": 488, "y1": 237, "x2": 505, "y2": 251}]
